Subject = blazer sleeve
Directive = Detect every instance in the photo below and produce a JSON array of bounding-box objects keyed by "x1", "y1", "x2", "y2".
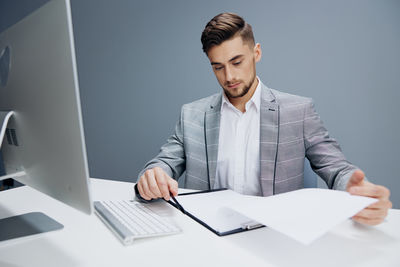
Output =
[
  {"x1": 137, "y1": 107, "x2": 186, "y2": 182},
  {"x1": 303, "y1": 99, "x2": 358, "y2": 190}
]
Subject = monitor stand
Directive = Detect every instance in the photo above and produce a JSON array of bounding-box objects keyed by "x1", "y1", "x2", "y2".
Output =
[
  {"x1": 0, "y1": 110, "x2": 64, "y2": 242},
  {"x1": 0, "y1": 212, "x2": 64, "y2": 242}
]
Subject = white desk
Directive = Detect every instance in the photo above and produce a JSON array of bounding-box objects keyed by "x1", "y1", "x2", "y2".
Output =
[{"x1": 0, "y1": 178, "x2": 399, "y2": 267}]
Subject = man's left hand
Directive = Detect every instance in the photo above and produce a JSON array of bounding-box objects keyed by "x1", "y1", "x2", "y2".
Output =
[{"x1": 346, "y1": 170, "x2": 392, "y2": 225}]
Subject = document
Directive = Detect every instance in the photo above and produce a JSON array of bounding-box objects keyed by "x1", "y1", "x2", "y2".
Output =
[
  {"x1": 175, "y1": 190, "x2": 261, "y2": 234},
  {"x1": 175, "y1": 188, "x2": 377, "y2": 245}
]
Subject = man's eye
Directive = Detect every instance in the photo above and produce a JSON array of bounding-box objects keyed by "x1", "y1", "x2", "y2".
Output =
[
  {"x1": 233, "y1": 61, "x2": 241, "y2": 66},
  {"x1": 214, "y1": 66, "x2": 223, "y2": 71}
]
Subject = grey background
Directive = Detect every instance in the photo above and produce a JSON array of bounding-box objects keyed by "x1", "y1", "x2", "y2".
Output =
[{"x1": 1, "y1": 0, "x2": 399, "y2": 208}]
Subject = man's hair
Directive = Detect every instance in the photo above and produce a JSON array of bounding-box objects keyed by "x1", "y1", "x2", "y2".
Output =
[{"x1": 201, "y1": 12, "x2": 255, "y2": 54}]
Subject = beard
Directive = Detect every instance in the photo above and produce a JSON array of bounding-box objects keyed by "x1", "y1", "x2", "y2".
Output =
[{"x1": 223, "y1": 73, "x2": 256, "y2": 99}]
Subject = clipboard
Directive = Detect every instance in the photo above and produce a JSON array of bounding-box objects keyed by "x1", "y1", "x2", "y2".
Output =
[{"x1": 166, "y1": 188, "x2": 264, "y2": 236}]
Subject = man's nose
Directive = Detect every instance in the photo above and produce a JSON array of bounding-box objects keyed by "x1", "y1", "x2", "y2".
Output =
[{"x1": 225, "y1": 66, "x2": 234, "y2": 82}]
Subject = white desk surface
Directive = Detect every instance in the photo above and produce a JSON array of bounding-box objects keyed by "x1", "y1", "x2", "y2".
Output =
[{"x1": 0, "y1": 178, "x2": 399, "y2": 267}]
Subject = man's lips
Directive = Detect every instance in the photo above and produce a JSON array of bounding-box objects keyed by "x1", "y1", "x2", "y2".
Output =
[{"x1": 226, "y1": 82, "x2": 241, "y2": 89}]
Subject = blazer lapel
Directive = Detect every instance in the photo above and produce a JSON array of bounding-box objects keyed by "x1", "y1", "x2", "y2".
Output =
[
  {"x1": 204, "y1": 95, "x2": 222, "y2": 189},
  {"x1": 260, "y1": 84, "x2": 279, "y2": 196}
]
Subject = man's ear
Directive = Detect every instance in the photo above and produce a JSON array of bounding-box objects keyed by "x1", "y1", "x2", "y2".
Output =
[{"x1": 254, "y1": 43, "x2": 262, "y2": 63}]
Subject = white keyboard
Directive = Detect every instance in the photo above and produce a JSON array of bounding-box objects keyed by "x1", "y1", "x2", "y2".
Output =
[{"x1": 94, "y1": 200, "x2": 181, "y2": 245}]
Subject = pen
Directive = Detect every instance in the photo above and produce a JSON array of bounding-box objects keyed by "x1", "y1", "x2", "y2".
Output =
[{"x1": 169, "y1": 194, "x2": 186, "y2": 214}]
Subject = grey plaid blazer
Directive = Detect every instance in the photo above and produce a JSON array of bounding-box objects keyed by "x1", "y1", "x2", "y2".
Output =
[{"x1": 138, "y1": 83, "x2": 357, "y2": 196}]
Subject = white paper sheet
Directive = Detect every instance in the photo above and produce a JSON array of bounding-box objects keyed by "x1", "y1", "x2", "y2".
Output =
[
  {"x1": 176, "y1": 188, "x2": 377, "y2": 244},
  {"x1": 232, "y1": 188, "x2": 378, "y2": 245},
  {"x1": 176, "y1": 190, "x2": 259, "y2": 233}
]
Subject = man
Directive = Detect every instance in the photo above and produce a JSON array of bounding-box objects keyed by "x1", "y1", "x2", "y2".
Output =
[{"x1": 136, "y1": 13, "x2": 391, "y2": 225}]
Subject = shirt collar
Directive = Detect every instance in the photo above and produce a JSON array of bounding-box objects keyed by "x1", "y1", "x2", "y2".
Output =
[{"x1": 221, "y1": 77, "x2": 261, "y2": 113}]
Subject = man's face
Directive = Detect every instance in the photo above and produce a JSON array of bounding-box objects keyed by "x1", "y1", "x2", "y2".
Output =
[{"x1": 207, "y1": 36, "x2": 261, "y2": 99}]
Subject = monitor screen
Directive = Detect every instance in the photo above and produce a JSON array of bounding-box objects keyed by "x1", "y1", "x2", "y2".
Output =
[{"x1": 0, "y1": 0, "x2": 92, "y2": 226}]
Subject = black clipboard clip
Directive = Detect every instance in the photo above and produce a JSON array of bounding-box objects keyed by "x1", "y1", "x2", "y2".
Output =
[{"x1": 241, "y1": 221, "x2": 264, "y2": 230}]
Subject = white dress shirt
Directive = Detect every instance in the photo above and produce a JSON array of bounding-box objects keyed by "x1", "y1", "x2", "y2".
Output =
[{"x1": 214, "y1": 79, "x2": 262, "y2": 196}]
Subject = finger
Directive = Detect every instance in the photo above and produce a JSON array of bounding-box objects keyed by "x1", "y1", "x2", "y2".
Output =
[
  {"x1": 154, "y1": 167, "x2": 170, "y2": 200},
  {"x1": 167, "y1": 176, "x2": 178, "y2": 196},
  {"x1": 352, "y1": 215, "x2": 384, "y2": 226},
  {"x1": 346, "y1": 170, "x2": 365, "y2": 189},
  {"x1": 354, "y1": 207, "x2": 388, "y2": 221},
  {"x1": 139, "y1": 175, "x2": 154, "y2": 199},
  {"x1": 137, "y1": 181, "x2": 151, "y2": 201},
  {"x1": 146, "y1": 169, "x2": 163, "y2": 199},
  {"x1": 367, "y1": 199, "x2": 392, "y2": 210},
  {"x1": 141, "y1": 171, "x2": 158, "y2": 199},
  {"x1": 349, "y1": 184, "x2": 389, "y2": 199}
]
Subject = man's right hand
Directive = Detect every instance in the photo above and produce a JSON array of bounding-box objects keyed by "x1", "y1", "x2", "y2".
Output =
[{"x1": 137, "y1": 167, "x2": 178, "y2": 201}]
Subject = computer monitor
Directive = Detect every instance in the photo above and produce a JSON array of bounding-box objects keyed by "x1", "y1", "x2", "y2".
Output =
[{"x1": 0, "y1": 0, "x2": 92, "y2": 241}]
